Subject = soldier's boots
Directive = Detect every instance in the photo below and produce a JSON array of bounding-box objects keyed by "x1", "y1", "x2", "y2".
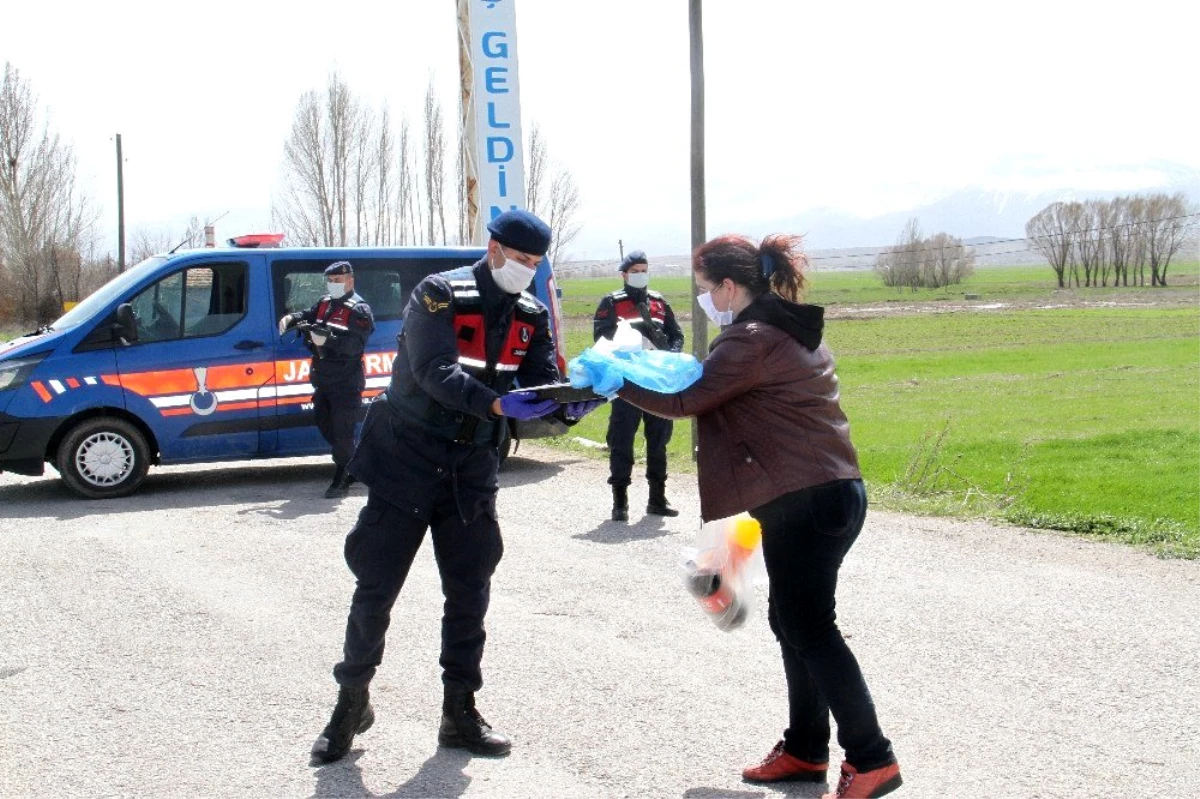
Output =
[
  {"x1": 611, "y1": 485, "x2": 629, "y2": 522},
  {"x1": 647, "y1": 481, "x2": 679, "y2": 517},
  {"x1": 324, "y1": 466, "x2": 352, "y2": 499},
  {"x1": 311, "y1": 685, "x2": 374, "y2": 764},
  {"x1": 437, "y1": 688, "x2": 512, "y2": 756}
]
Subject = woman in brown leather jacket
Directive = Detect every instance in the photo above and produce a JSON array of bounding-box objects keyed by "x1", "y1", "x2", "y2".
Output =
[{"x1": 617, "y1": 234, "x2": 902, "y2": 799}]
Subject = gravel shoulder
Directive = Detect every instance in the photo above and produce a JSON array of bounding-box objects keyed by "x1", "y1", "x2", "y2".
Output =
[{"x1": 1, "y1": 445, "x2": 1197, "y2": 798}]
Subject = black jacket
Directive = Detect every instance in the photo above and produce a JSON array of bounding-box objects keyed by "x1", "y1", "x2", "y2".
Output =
[
  {"x1": 592, "y1": 286, "x2": 684, "y2": 352},
  {"x1": 350, "y1": 260, "x2": 563, "y2": 520},
  {"x1": 298, "y1": 292, "x2": 374, "y2": 392}
]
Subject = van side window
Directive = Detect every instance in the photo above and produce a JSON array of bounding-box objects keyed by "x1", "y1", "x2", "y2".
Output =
[
  {"x1": 272, "y1": 257, "x2": 477, "y2": 322},
  {"x1": 129, "y1": 263, "x2": 248, "y2": 343}
]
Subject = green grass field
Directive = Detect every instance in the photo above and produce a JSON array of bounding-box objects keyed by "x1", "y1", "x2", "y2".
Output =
[{"x1": 548, "y1": 262, "x2": 1200, "y2": 557}]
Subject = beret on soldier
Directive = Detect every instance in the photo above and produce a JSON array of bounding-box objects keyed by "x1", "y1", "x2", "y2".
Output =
[
  {"x1": 324, "y1": 260, "x2": 353, "y2": 276},
  {"x1": 487, "y1": 209, "x2": 552, "y2": 257},
  {"x1": 618, "y1": 250, "x2": 648, "y2": 272}
]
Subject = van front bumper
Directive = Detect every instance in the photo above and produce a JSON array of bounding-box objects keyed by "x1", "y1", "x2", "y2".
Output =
[{"x1": 0, "y1": 411, "x2": 58, "y2": 476}]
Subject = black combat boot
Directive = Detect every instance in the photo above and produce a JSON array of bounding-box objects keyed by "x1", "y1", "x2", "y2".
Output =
[
  {"x1": 311, "y1": 685, "x2": 375, "y2": 764},
  {"x1": 611, "y1": 485, "x2": 629, "y2": 522},
  {"x1": 647, "y1": 480, "x2": 679, "y2": 517},
  {"x1": 324, "y1": 465, "x2": 350, "y2": 499},
  {"x1": 438, "y1": 687, "x2": 512, "y2": 756}
]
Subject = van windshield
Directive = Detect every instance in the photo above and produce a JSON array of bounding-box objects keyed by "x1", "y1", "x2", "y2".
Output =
[{"x1": 51, "y1": 257, "x2": 169, "y2": 331}]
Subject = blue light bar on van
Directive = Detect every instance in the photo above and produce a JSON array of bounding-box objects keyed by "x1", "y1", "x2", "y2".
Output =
[{"x1": 228, "y1": 233, "x2": 285, "y2": 248}]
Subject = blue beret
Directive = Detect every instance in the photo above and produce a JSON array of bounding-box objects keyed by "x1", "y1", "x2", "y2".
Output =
[
  {"x1": 324, "y1": 260, "x2": 353, "y2": 276},
  {"x1": 487, "y1": 209, "x2": 552, "y2": 257},
  {"x1": 618, "y1": 250, "x2": 648, "y2": 272}
]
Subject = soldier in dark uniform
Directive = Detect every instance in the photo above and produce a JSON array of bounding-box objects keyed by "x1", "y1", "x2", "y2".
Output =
[
  {"x1": 279, "y1": 261, "x2": 375, "y2": 499},
  {"x1": 310, "y1": 210, "x2": 603, "y2": 765},
  {"x1": 592, "y1": 250, "x2": 685, "y2": 522}
]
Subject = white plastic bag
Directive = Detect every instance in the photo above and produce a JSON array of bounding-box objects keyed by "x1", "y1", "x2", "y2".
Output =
[{"x1": 679, "y1": 513, "x2": 765, "y2": 632}]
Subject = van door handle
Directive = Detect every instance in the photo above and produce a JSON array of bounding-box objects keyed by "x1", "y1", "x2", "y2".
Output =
[{"x1": 234, "y1": 340, "x2": 265, "y2": 351}]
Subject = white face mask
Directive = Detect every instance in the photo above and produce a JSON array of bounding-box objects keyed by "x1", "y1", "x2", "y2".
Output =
[
  {"x1": 327, "y1": 281, "x2": 349, "y2": 298},
  {"x1": 492, "y1": 249, "x2": 538, "y2": 294},
  {"x1": 625, "y1": 272, "x2": 650, "y2": 290},
  {"x1": 697, "y1": 289, "x2": 734, "y2": 327}
]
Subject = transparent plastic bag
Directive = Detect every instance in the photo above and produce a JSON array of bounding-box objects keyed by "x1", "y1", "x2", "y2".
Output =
[
  {"x1": 568, "y1": 321, "x2": 703, "y2": 398},
  {"x1": 679, "y1": 513, "x2": 766, "y2": 632}
]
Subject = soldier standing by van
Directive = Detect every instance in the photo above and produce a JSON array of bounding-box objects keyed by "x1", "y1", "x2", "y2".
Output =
[
  {"x1": 278, "y1": 261, "x2": 375, "y2": 499},
  {"x1": 310, "y1": 210, "x2": 602, "y2": 764},
  {"x1": 592, "y1": 250, "x2": 685, "y2": 521}
]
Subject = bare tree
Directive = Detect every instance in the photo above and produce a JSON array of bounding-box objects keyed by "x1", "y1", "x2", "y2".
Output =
[
  {"x1": 525, "y1": 124, "x2": 582, "y2": 262},
  {"x1": 1026, "y1": 202, "x2": 1075, "y2": 288},
  {"x1": 875, "y1": 218, "x2": 923, "y2": 291},
  {"x1": 923, "y1": 232, "x2": 975, "y2": 288},
  {"x1": 875, "y1": 220, "x2": 973, "y2": 291},
  {"x1": 423, "y1": 79, "x2": 447, "y2": 246},
  {"x1": 546, "y1": 167, "x2": 581, "y2": 264},
  {"x1": 396, "y1": 116, "x2": 417, "y2": 245},
  {"x1": 128, "y1": 216, "x2": 205, "y2": 263},
  {"x1": 526, "y1": 124, "x2": 547, "y2": 216},
  {"x1": 273, "y1": 71, "x2": 376, "y2": 247},
  {"x1": 0, "y1": 62, "x2": 98, "y2": 324},
  {"x1": 1141, "y1": 192, "x2": 1196, "y2": 286}
]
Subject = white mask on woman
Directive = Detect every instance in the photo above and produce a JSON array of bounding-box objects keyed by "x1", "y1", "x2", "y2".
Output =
[
  {"x1": 697, "y1": 288, "x2": 734, "y2": 327},
  {"x1": 491, "y1": 248, "x2": 538, "y2": 294},
  {"x1": 625, "y1": 272, "x2": 650, "y2": 290}
]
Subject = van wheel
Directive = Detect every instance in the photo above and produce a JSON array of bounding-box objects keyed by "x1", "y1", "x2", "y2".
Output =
[
  {"x1": 57, "y1": 417, "x2": 150, "y2": 499},
  {"x1": 498, "y1": 425, "x2": 513, "y2": 468}
]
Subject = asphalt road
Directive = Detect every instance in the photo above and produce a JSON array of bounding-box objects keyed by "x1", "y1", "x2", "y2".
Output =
[{"x1": 2, "y1": 446, "x2": 1198, "y2": 798}]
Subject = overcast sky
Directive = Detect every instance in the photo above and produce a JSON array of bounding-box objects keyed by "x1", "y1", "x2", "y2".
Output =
[{"x1": 3, "y1": 0, "x2": 1196, "y2": 261}]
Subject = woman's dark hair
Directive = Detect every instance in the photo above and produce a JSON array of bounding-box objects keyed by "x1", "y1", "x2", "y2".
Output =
[{"x1": 692, "y1": 233, "x2": 808, "y2": 302}]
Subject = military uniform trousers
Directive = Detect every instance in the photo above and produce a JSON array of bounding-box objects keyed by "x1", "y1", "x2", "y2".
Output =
[
  {"x1": 335, "y1": 418, "x2": 503, "y2": 692},
  {"x1": 312, "y1": 385, "x2": 362, "y2": 469},
  {"x1": 606, "y1": 397, "x2": 673, "y2": 487}
]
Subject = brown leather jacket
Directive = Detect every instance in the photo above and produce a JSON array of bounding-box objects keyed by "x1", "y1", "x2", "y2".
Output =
[{"x1": 618, "y1": 292, "x2": 860, "y2": 521}]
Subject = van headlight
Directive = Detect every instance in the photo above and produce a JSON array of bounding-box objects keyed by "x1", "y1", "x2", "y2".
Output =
[{"x1": 0, "y1": 353, "x2": 48, "y2": 391}]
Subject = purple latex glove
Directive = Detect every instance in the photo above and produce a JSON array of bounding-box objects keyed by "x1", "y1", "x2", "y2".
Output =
[
  {"x1": 564, "y1": 398, "x2": 606, "y2": 420},
  {"x1": 499, "y1": 390, "x2": 559, "y2": 420}
]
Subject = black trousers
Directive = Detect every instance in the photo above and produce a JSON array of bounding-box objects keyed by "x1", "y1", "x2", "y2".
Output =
[
  {"x1": 313, "y1": 387, "x2": 361, "y2": 468},
  {"x1": 750, "y1": 479, "x2": 895, "y2": 772},
  {"x1": 332, "y1": 491, "x2": 504, "y2": 692},
  {"x1": 606, "y1": 397, "x2": 673, "y2": 487}
]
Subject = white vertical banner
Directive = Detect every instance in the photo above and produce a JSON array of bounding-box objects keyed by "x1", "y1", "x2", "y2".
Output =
[{"x1": 467, "y1": 0, "x2": 527, "y2": 243}]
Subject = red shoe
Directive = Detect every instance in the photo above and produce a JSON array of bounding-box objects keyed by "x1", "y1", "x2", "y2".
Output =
[
  {"x1": 822, "y1": 761, "x2": 903, "y2": 798},
  {"x1": 742, "y1": 740, "x2": 828, "y2": 783}
]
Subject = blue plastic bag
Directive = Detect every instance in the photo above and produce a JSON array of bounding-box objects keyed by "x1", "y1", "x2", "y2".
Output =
[{"x1": 568, "y1": 322, "x2": 703, "y2": 398}]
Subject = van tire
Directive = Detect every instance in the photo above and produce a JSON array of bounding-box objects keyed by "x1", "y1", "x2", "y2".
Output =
[
  {"x1": 498, "y1": 424, "x2": 513, "y2": 468},
  {"x1": 57, "y1": 417, "x2": 151, "y2": 499}
]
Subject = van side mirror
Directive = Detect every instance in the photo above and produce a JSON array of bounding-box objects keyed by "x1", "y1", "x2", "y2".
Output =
[{"x1": 114, "y1": 303, "x2": 138, "y2": 345}]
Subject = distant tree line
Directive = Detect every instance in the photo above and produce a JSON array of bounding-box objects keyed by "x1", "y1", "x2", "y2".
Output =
[
  {"x1": 1025, "y1": 193, "x2": 1197, "y2": 288},
  {"x1": 272, "y1": 71, "x2": 581, "y2": 264},
  {"x1": 874, "y1": 219, "x2": 975, "y2": 291},
  {"x1": 0, "y1": 63, "x2": 115, "y2": 326}
]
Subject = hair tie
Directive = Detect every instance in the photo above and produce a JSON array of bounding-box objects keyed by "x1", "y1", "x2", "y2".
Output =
[{"x1": 760, "y1": 253, "x2": 776, "y2": 279}]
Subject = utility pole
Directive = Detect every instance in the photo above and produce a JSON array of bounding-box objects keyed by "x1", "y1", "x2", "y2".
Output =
[
  {"x1": 688, "y1": 0, "x2": 706, "y2": 460},
  {"x1": 618, "y1": 239, "x2": 624, "y2": 260},
  {"x1": 116, "y1": 133, "x2": 126, "y2": 272}
]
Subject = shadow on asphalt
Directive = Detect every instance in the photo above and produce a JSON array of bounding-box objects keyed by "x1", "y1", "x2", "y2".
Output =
[
  {"x1": 573, "y1": 513, "x2": 674, "y2": 543},
  {"x1": 311, "y1": 747, "x2": 475, "y2": 798},
  {"x1": 684, "y1": 785, "x2": 824, "y2": 798},
  {"x1": 0, "y1": 462, "x2": 344, "y2": 523},
  {"x1": 497, "y1": 453, "x2": 569, "y2": 488}
]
